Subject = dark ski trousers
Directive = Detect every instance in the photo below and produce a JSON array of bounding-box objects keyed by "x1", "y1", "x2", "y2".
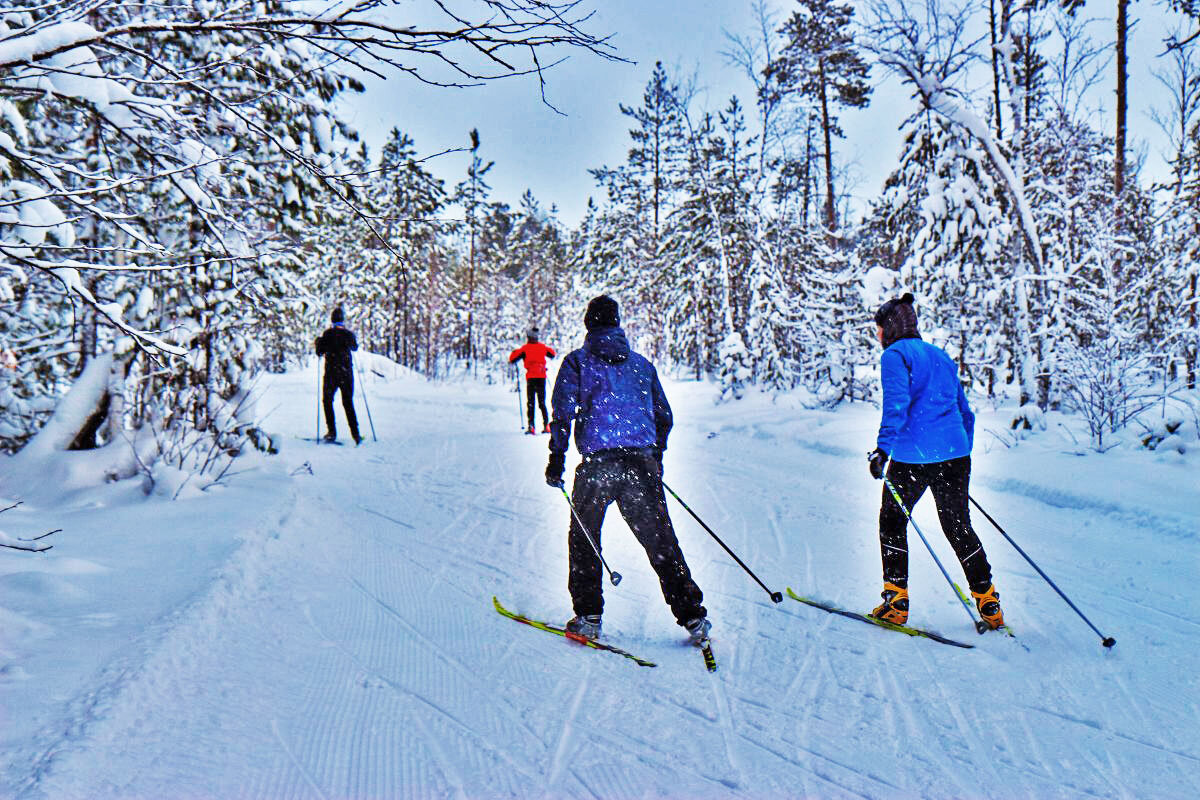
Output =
[
  {"x1": 323, "y1": 370, "x2": 361, "y2": 441},
  {"x1": 879, "y1": 456, "x2": 993, "y2": 593},
  {"x1": 567, "y1": 449, "x2": 706, "y2": 627},
  {"x1": 526, "y1": 377, "x2": 548, "y2": 429}
]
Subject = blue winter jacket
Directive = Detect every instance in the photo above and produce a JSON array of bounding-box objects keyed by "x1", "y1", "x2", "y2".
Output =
[
  {"x1": 549, "y1": 326, "x2": 672, "y2": 457},
  {"x1": 877, "y1": 338, "x2": 975, "y2": 464}
]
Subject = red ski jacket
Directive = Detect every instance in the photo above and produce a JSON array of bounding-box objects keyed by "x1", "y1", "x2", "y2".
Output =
[{"x1": 509, "y1": 341, "x2": 556, "y2": 379}]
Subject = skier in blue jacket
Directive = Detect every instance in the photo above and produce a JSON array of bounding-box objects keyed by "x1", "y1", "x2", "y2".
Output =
[
  {"x1": 867, "y1": 293, "x2": 1005, "y2": 630},
  {"x1": 545, "y1": 295, "x2": 710, "y2": 644}
]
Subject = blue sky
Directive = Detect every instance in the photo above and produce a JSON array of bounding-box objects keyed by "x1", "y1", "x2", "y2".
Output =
[{"x1": 337, "y1": 0, "x2": 1190, "y2": 228}]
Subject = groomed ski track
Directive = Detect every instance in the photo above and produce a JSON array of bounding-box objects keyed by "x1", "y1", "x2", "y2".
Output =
[{"x1": 2, "y1": 359, "x2": 1197, "y2": 799}]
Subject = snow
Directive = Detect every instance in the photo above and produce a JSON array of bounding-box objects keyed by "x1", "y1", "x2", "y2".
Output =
[
  {"x1": 0, "y1": 22, "x2": 98, "y2": 67},
  {"x1": 913, "y1": 74, "x2": 1044, "y2": 271},
  {"x1": 861, "y1": 265, "x2": 898, "y2": 308},
  {"x1": 312, "y1": 114, "x2": 334, "y2": 154},
  {"x1": 7, "y1": 180, "x2": 73, "y2": 247},
  {"x1": 1, "y1": 360, "x2": 1198, "y2": 798}
]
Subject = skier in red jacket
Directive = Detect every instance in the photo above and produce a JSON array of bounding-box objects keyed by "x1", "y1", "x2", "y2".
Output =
[{"x1": 509, "y1": 327, "x2": 556, "y2": 434}]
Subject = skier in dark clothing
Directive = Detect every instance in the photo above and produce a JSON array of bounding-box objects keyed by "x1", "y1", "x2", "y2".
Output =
[
  {"x1": 868, "y1": 293, "x2": 1004, "y2": 629},
  {"x1": 314, "y1": 306, "x2": 362, "y2": 445},
  {"x1": 545, "y1": 295, "x2": 710, "y2": 644},
  {"x1": 508, "y1": 327, "x2": 556, "y2": 434}
]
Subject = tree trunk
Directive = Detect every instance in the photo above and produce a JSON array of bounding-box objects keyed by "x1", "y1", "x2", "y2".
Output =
[
  {"x1": 467, "y1": 228, "x2": 475, "y2": 369},
  {"x1": 998, "y1": 0, "x2": 1041, "y2": 406},
  {"x1": 802, "y1": 117, "x2": 813, "y2": 227},
  {"x1": 1115, "y1": 0, "x2": 1128, "y2": 198},
  {"x1": 653, "y1": 112, "x2": 662, "y2": 243},
  {"x1": 990, "y1": 0, "x2": 1004, "y2": 139},
  {"x1": 818, "y1": 60, "x2": 837, "y2": 231},
  {"x1": 1189, "y1": 272, "x2": 1198, "y2": 389}
]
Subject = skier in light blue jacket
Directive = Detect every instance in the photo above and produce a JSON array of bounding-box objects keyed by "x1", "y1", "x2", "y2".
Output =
[{"x1": 867, "y1": 293, "x2": 1005, "y2": 631}]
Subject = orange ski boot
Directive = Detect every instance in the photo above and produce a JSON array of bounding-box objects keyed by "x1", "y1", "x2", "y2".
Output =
[
  {"x1": 871, "y1": 582, "x2": 909, "y2": 625},
  {"x1": 971, "y1": 584, "x2": 1005, "y2": 630}
]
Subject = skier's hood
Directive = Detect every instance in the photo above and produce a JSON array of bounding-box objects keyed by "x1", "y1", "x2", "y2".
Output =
[{"x1": 583, "y1": 325, "x2": 630, "y2": 365}]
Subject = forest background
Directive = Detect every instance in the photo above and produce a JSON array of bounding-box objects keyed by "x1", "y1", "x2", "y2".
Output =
[{"x1": 2, "y1": 0, "x2": 1198, "y2": 493}]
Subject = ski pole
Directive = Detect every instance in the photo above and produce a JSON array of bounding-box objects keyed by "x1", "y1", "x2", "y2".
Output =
[
  {"x1": 883, "y1": 474, "x2": 988, "y2": 634},
  {"x1": 559, "y1": 486, "x2": 622, "y2": 586},
  {"x1": 316, "y1": 357, "x2": 323, "y2": 444},
  {"x1": 516, "y1": 365, "x2": 524, "y2": 431},
  {"x1": 662, "y1": 481, "x2": 783, "y2": 603},
  {"x1": 969, "y1": 494, "x2": 1115, "y2": 648},
  {"x1": 357, "y1": 363, "x2": 378, "y2": 442}
]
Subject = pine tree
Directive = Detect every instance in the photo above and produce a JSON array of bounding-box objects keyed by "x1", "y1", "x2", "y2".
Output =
[
  {"x1": 373, "y1": 129, "x2": 448, "y2": 367},
  {"x1": 771, "y1": 0, "x2": 872, "y2": 231}
]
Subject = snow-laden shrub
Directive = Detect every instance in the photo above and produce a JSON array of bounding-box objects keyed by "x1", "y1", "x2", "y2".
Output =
[
  {"x1": 139, "y1": 385, "x2": 277, "y2": 499},
  {"x1": 1009, "y1": 403, "x2": 1047, "y2": 437},
  {"x1": 717, "y1": 331, "x2": 752, "y2": 402},
  {"x1": 1138, "y1": 393, "x2": 1200, "y2": 455},
  {"x1": 1057, "y1": 340, "x2": 1161, "y2": 452}
]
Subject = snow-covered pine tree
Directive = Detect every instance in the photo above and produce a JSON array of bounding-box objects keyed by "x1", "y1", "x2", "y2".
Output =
[
  {"x1": 1160, "y1": 127, "x2": 1200, "y2": 388},
  {"x1": 901, "y1": 115, "x2": 1011, "y2": 394},
  {"x1": 370, "y1": 129, "x2": 448, "y2": 367},
  {"x1": 655, "y1": 96, "x2": 759, "y2": 399},
  {"x1": 586, "y1": 62, "x2": 690, "y2": 357},
  {"x1": 770, "y1": 0, "x2": 873, "y2": 232},
  {"x1": 1150, "y1": 36, "x2": 1200, "y2": 388},
  {"x1": 867, "y1": 0, "x2": 1047, "y2": 405}
]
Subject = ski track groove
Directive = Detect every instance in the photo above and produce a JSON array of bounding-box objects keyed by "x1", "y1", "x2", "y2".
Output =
[
  {"x1": 544, "y1": 660, "x2": 591, "y2": 795},
  {"x1": 305, "y1": 572, "x2": 541, "y2": 793},
  {"x1": 707, "y1": 667, "x2": 747, "y2": 791},
  {"x1": 1025, "y1": 702, "x2": 1200, "y2": 766},
  {"x1": 910, "y1": 639, "x2": 1000, "y2": 791},
  {"x1": 409, "y1": 709, "x2": 470, "y2": 800},
  {"x1": 271, "y1": 719, "x2": 332, "y2": 800},
  {"x1": 307, "y1": 473, "x2": 548, "y2": 796},
  {"x1": 346, "y1": 576, "x2": 544, "y2": 759},
  {"x1": 740, "y1": 731, "x2": 881, "y2": 800}
]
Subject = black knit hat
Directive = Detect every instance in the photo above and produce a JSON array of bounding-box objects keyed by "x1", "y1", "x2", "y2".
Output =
[
  {"x1": 331, "y1": 306, "x2": 345, "y2": 324},
  {"x1": 527, "y1": 326, "x2": 539, "y2": 341},
  {"x1": 873, "y1": 293, "x2": 919, "y2": 348},
  {"x1": 584, "y1": 295, "x2": 620, "y2": 330}
]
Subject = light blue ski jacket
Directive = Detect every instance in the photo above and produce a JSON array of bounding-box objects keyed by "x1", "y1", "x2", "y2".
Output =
[{"x1": 876, "y1": 338, "x2": 974, "y2": 464}]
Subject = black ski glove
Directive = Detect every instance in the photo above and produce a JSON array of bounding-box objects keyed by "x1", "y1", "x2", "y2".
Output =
[
  {"x1": 545, "y1": 451, "x2": 565, "y2": 488},
  {"x1": 868, "y1": 448, "x2": 889, "y2": 480}
]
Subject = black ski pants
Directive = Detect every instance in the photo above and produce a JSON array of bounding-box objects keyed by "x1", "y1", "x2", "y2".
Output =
[
  {"x1": 322, "y1": 368, "x2": 360, "y2": 441},
  {"x1": 526, "y1": 377, "x2": 548, "y2": 429},
  {"x1": 567, "y1": 450, "x2": 706, "y2": 626},
  {"x1": 879, "y1": 456, "x2": 993, "y2": 593}
]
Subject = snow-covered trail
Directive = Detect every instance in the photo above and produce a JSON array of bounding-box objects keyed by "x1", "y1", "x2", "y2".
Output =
[{"x1": 3, "y1": 360, "x2": 1198, "y2": 799}]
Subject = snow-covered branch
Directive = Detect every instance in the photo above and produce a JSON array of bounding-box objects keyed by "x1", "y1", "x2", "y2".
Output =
[
  {"x1": 0, "y1": 0, "x2": 615, "y2": 359},
  {"x1": 0, "y1": 501, "x2": 57, "y2": 552}
]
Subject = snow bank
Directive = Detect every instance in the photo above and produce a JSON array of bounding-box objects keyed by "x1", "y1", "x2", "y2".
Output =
[{"x1": 0, "y1": 354, "x2": 156, "y2": 506}]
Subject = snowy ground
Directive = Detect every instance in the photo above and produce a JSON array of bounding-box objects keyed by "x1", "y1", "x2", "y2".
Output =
[{"x1": 1, "y1": 357, "x2": 1198, "y2": 799}]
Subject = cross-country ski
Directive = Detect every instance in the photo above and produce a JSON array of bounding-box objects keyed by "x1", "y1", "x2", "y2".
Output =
[
  {"x1": 493, "y1": 596, "x2": 658, "y2": 668},
  {"x1": 786, "y1": 588, "x2": 975, "y2": 649}
]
